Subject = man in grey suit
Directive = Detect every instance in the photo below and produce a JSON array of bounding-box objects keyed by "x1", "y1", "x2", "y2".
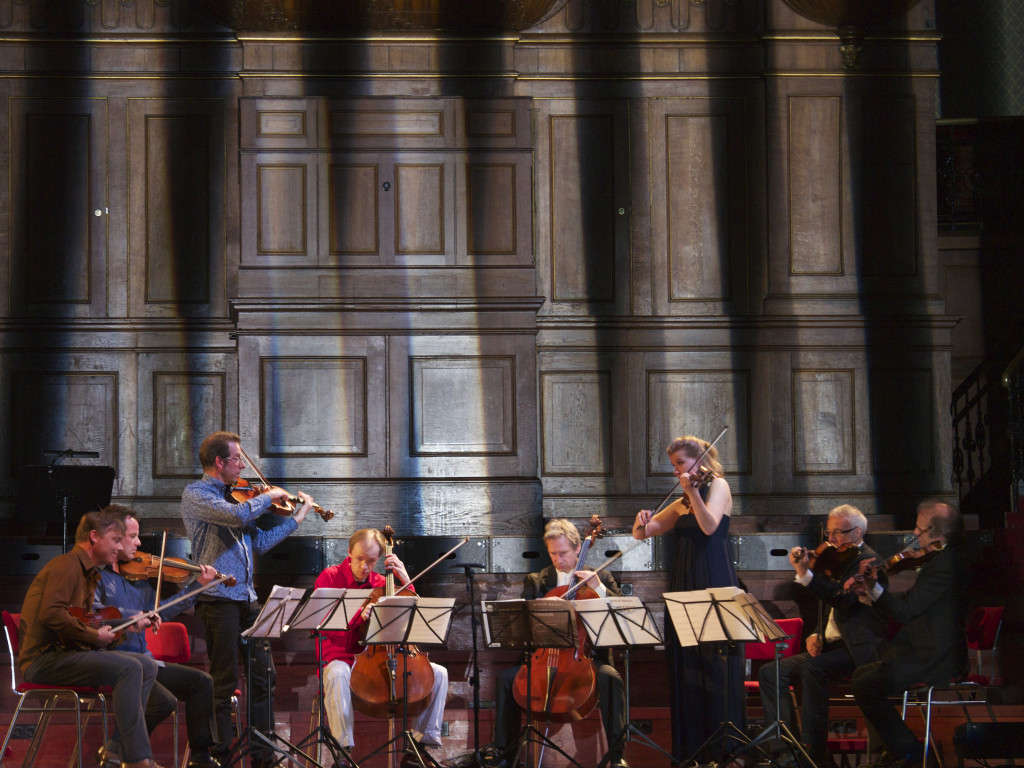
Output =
[
  {"x1": 759, "y1": 504, "x2": 889, "y2": 768},
  {"x1": 847, "y1": 500, "x2": 968, "y2": 768}
]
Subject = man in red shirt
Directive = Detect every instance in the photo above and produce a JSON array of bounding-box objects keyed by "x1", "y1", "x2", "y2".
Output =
[{"x1": 315, "y1": 528, "x2": 448, "y2": 765}]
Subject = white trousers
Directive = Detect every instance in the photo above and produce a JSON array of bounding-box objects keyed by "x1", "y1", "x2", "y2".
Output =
[{"x1": 322, "y1": 658, "x2": 448, "y2": 748}]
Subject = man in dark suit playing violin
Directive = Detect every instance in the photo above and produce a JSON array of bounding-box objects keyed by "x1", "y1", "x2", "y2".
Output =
[
  {"x1": 847, "y1": 500, "x2": 968, "y2": 768},
  {"x1": 491, "y1": 518, "x2": 628, "y2": 768},
  {"x1": 758, "y1": 504, "x2": 889, "y2": 768},
  {"x1": 17, "y1": 508, "x2": 165, "y2": 768},
  {"x1": 93, "y1": 505, "x2": 221, "y2": 768}
]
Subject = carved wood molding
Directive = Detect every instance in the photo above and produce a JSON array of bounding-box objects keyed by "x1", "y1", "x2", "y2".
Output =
[{"x1": 194, "y1": 0, "x2": 571, "y2": 32}]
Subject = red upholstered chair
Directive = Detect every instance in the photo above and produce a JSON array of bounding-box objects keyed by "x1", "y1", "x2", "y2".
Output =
[
  {"x1": 146, "y1": 622, "x2": 191, "y2": 767},
  {"x1": 1, "y1": 609, "x2": 111, "y2": 768},
  {"x1": 964, "y1": 606, "x2": 1004, "y2": 686},
  {"x1": 744, "y1": 616, "x2": 804, "y2": 698},
  {"x1": 145, "y1": 622, "x2": 241, "y2": 768}
]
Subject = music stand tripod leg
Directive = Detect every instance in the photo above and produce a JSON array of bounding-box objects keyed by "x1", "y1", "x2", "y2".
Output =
[
  {"x1": 596, "y1": 648, "x2": 678, "y2": 768},
  {"x1": 289, "y1": 633, "x2": 360, "y2": 768}
]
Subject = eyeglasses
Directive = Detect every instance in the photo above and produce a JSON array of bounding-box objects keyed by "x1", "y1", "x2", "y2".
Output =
[
  {"x1": 222, "y1": 456, "x2": 244, "y2": 467},
  {"x1": 825, "y1": 526, "x2": 856, "y2": 538}
]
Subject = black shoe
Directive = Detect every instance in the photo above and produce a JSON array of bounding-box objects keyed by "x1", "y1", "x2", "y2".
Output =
[
  {"x1": 185, "y1": 754, "x2": 221, "y2": 768},
  {"x1": 95, "y1": 746, "x2": 120, "y2": 767},
  {"x1": 610, "y1": 756, "x2": 629, "y2": 768}
]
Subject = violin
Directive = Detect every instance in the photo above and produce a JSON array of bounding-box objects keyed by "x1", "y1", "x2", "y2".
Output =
[
  {"x1": 349, "y1": 525, "x2": 436, "y2": 719},
  {"x1": 228, "y1": 476, "x2": 335, "y2": 523},
  {"x1": 512, "y1": 516, "x2": 603, "y2": 723},
  {"x1": 69, "y1": 605, "x2": 123, "y2": 628},
  {"x1": 875, "y1": 540, "x2": 943, "y2": 577},
  {"x1": 120, "y1": 551, "x2": 236, "y2": 587},
  {"x1": 795, "y1": 542, "x2": 861, "y2": 580}
]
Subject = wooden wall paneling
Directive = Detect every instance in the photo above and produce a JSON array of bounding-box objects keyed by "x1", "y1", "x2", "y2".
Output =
[
  {"x1": 792, "y1": 368, "x2": 857, "y2": 475},
  {"x1": 324, "y1": 98, "x2": 456, "y2": 151},
  {"x1": 0, "y1": 351, "x2": 133, "y2": 497},
  {"x1": 324, "y1": 153, "x2": 384, "y2": 265},
  {"x1": 127, "y1": 98, "x2": 228, "y2": 317},
  {"x1": 648, "y1": 96, "x2": 751, "y2": 316},
  {"x1": 858, "y1": 94, "x2": 918, "y2": 278},
  {"x1": 456, "y1": 151, "x2": 533, "y2": 266},
  {"x1": 8, "y1": 97, "x2": 108, "y2": 317},
  {"x1": 388, "y1": 334, "x2": 538, "y2": 479},
  {"x1": 236, "y1": 333, "x2": 388, "y2": 479},
  {"x1": 240, "y1": 97, "x2": 321, "y2": 150},
  {"x1": 392, "y1": 152, "x2": 456, "y2": 265},
  {"x1": 455, "y1": 98, "x2": 532, "y2": 151},
  {"x1": 868, "y1": 365, "x2": 935, "y2": 476},
  {"x1": 136, "y1": 351, "x2": 238, "y2": 497},
  {"x1": 240, "y1": 151, "x2": 318, "y2": 266},
  {"x1": 533, "y1": 99, "x2": 631, "y2": 315}
]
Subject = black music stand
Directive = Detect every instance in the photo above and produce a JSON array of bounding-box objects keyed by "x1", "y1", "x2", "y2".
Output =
[
  {"x1": 481, "y1": 599, "x2": 589, "y2": 768},
  {"x1": 17, "y1": 461, "x2": 114, "y2": 551},
  {"x1": 222, "y1": 585, "x2": 307, "y2": 768},
  {"x1": 571, "y1": 595, "x2": 676, "y2": 767},
  {"x1": 357, "y1": 595, "x2": 456, "y2": 768},
  {"x1": 284, "y1": 586, "x2": 369, "y2": 768},
  {"x1": 663, "y1": 587, "x2": 783, "y2": 768}
]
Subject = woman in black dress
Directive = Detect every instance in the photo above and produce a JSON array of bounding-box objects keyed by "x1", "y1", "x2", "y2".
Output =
[{"x1": 632, "y1": 435, "x2": 744, "y2": 762}]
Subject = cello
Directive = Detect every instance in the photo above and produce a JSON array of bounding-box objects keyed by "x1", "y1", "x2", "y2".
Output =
[
  {"x1": 349, "y1": 526, "x2": 436, "y2": 718},
  {"x1": 512, "y1": 516, "x2": 603, "y2": 723}
]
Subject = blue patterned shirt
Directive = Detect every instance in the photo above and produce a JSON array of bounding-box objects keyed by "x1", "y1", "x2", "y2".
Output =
[{"x1": 181, "y1": 474, "x2": 298, "y2": 602}]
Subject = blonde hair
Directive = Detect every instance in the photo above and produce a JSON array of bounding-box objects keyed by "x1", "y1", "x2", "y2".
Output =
[
  {"x1": 543, "y1": 519, "x2": 581, "y2": 549},
  {"x1": 349, "y1": 528, "x2": 387, "y2": 553},
  {"x1": 666, "y1": 435, "x2": 724, "y2": 476}
]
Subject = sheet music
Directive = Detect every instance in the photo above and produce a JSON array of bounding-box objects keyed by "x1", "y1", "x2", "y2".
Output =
[
  {"x1": 480, "y1": 598, "x2": 576, "y2": 649},
  {"x1": 363, "y1": 595, "x2": 456, "y2": 647},
  {"x1": 609, "y1": 596, "x2": 663, "y2": 646},
  {"x1": 241, "y1": 585, "x2": 305, "y2": 639},
  {"x1": 285, "y1": 587, "x2": 344, "y2": 631},
  {"x1": 663, "y1": 587, "x2": 760, "y2": 647}
]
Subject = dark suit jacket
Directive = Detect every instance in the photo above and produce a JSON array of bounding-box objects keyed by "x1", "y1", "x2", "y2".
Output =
[
  {"x1": 522, "y1": 564, "x2": 622, "y2": 601},
  {"x1": 873, "y1": 544, "x2": 969, "y2": 686},
  {"x1": 805, "y1": 543, "x2": 889, "y2": 667},
  {"x1": 521, "y1": 565, "x2": 621, "y2": 665}
]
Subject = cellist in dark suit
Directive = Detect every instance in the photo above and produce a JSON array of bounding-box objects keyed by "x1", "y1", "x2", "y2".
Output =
[
  {"x1": 759, "y1": 504, "x2": 889, "y2": 768},
  {"x1": 491, "y1": 519, "x2": 628, "y2": 768},
  {"x1": 847, "y1": 500, "x2": 969, "y2": 768}
]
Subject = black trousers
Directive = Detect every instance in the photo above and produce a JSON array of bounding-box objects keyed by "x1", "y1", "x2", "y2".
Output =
[
  {"x1": 493, "y1": 661, "x2": 627, "y2": 756},
  {"x1": 196, "y1": 599, "x2": 276, "y2": 765},
  {"x1": 852, "y1": 660, "x2": 923, "y2": 761}
]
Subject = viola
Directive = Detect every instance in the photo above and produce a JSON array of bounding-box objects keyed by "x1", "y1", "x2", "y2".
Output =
[
  {"x1": 120, "y1": 551, "x2": 236, "y2": 587},
  {"x1": 349, "y1": 525, "x2": 436, "y2": 719},
  {"x1": 229, "y1": 476, "x2": 335, "y2": 523},
  {"x1": 512, "y1": 515, "x2": 603, "y2": 723}
]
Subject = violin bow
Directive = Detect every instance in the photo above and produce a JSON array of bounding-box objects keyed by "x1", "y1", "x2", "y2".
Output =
[
  {"x1": 153, "y1": 529, "x2": 169, "y2": 613},
  {"x1": 560, "y1": 539, "x2": 646, "y2": 601},
  {"x1": 108, "y1": 574, "x2": 234, "y2": 634},
  {"x1": 648, "y1": 425, "x2": 730, "y2": 521},
  {"x1": 390, "y1": 536, "x2": 471, "y2": 597}
]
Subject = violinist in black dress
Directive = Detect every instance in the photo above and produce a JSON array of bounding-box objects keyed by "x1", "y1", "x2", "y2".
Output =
[{"x1": 632, "y1": 435, "x2": 743, "y2": 763}]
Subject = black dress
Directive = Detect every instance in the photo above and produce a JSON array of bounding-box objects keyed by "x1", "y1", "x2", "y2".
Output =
[{"x1": 665, "y1": 503, "x2": 745, "y2": 761}]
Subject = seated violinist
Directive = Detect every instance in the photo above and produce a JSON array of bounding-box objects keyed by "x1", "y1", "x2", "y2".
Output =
[
  {"x1": 491, "y1": 519, "x2": 628, "y2": 768},
  {"x1": 758, "y1": 505, "x2": 888, "y2": 768},
  {"x1": 17, "y1": 508, "x2": 165, "y2": 768},
  {"x1": 314, "y1": 528, "x2": 449, "y2": 766},
  {"x1": 93, "y1": 504, "x2": 221, "y2": 768}
]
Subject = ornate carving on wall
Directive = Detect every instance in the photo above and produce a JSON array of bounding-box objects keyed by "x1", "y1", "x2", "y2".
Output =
[
  {"x1": 780, "y1": 0, "x2": 925, "y2": 67},
  {"x1": 195, "y1": 0, "x2": 571, "y2": 32},
  {"x1": 0, "y1": 0, "x2": 199, "y2": 33}
]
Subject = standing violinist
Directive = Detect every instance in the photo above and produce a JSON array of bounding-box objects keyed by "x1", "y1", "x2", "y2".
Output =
[
  {"x1": 181, "y1": 430, "x2": 315, "y2": 768},
  {"x1": 631, "y1": 435, "x2": 741, "y2": 763},
  {"x1": 491, "y1": 518, "x2": 628, "y2": 768},
  {"x1": 758, "y1": 504, "x2": 888, "y2": 768},
  {"x1": 93, "y1": 505, "x2": 221, "y2": 768},
  {"x1": 846, "y1": 500, "x2": 968, "y2": 768},
  {"x1": 17, "y1": 508, "x2": 165, "y2": 768},
  {"x1": 314, "y1": 528, "x2": 448, "y2": 766}
]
